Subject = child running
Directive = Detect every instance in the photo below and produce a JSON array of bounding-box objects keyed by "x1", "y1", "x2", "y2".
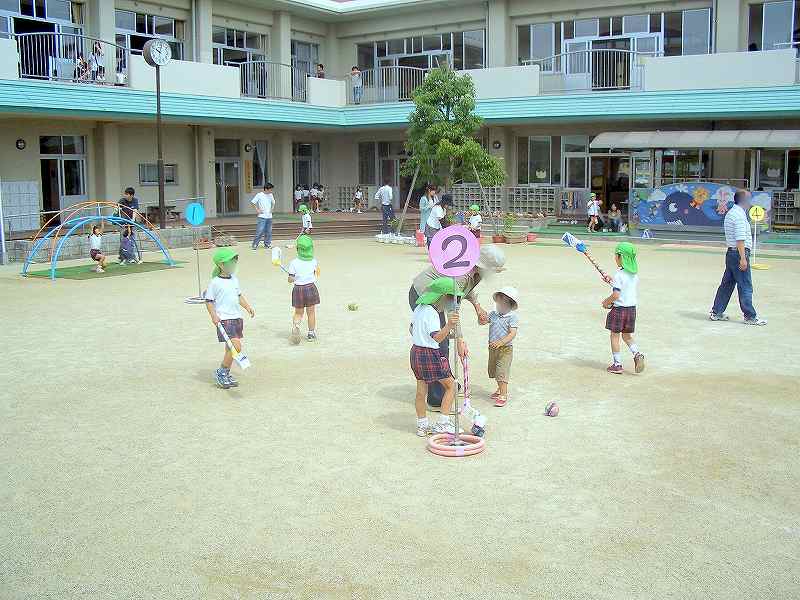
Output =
[
  {"x1": 468, "y1": 203, "x2": 482, "y2": 238},
  {"x1": 88, "y1": 225, "x2": 107, "y2": 273},
  {"x1": 602, "y1": 242, "x2": 645, "y2": 375},
  {"x1": 204, "y1": 248, "x2": 255, "y2": 389},
  {"x1": 487, "y1": 286, "x2": 520, "y2": 407},
  {"x1": 411, "y1": 277, "x2": 463, "y2": 436},
  {"x1": 299, "y1": 204, "x2": 313, "y2": 235},
  {"x1": 288, "y1": 234, "x2": 320, "y2": 342}
]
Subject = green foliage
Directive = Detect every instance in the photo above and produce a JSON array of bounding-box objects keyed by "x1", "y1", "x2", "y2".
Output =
[
  {"x1": 402, "y1": 67, "x2": 505, "y2": 188},
  {"x1": 503, "y1": 212, "x2": 517, "y2": 232}
]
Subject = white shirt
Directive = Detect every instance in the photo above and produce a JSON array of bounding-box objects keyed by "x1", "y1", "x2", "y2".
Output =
[
  {"x1": 302, "y1": 213, "x2": 312, "y2": 229},
  {"x1": 90, "y1": 234, "x2": 102, "y2": 250},
  {"x1": 376, "y1": 184, "x2": 393, "y2": 206},
  {"x1": 302, "y1": 189, "x2": 310, "y2": 199},
  {"x1": 204, "y1": 275, "x2": 242, "y2": 320},
  {"x1": 310, "y1": 187, "x2": 319, "y2": 198},
  {"x1": 611, "y1": 269, "x2": 638, "y2": 307},
  {"x1": 724, "y1": 204, "x2": 752, "y2": 250},
  {"x1": 294, "y1": 190, "x2": 303, "y2": 200},
  {"x1": 354, "y1": 190, "x2": 363, "y2": 200},
  {"x1": 251, "y1": 192, "x2": 275, "y2": 219},
  {"x1": 288, "y1": 258, "x2": 318, "y2": 285},
  {"x1": 469, "y1": 214, "x2": 482, "y2": 229},
  {"x1": 411, "y1": 304, "x2": 441, "y2": 349},
  {"x1": 587, "y1": 201, "x2": 599, "y2": 216},
  {"x1": 427, "y1": 205, "x2": 445, "y2": 230}
]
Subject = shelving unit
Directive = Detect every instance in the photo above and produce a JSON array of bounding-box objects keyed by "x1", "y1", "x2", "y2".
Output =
[{"x1": 772, "y1": 191, "x2": 800, "y2": 229}]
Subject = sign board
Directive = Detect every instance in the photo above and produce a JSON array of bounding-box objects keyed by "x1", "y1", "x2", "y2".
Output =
[{"x1": 429, "y1": 225, "x2": 480, "y2": 278}]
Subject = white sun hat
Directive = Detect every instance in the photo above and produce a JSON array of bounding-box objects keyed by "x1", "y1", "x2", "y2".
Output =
[{"x1": 493, "y1": 286, "x2": 520, "y2": 310}]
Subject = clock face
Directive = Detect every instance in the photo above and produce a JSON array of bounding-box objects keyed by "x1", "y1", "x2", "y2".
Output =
[{"x1": 144, "y1": 39, "x2": 172, "y2": 67}]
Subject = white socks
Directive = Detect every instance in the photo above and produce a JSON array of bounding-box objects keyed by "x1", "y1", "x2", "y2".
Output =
[
  {"x1": 628, "y1": 343, "x2": 639, "y2": 355},
  {"x1": 612, "y1": 352, "x2": 622, "y2": 365}
]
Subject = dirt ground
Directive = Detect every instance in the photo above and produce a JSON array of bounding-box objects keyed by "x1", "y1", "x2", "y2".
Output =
[{"x1": 1, "y1": 237, "x2": 799, "y2": 599}]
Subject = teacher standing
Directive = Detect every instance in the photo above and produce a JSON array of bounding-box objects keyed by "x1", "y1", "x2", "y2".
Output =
[
  {"x1": 408, "y1": 244, "x2": 506, "y2": 407},
  {"x1": 709, "y1": 189, "x2": 767, "y2": 326}
]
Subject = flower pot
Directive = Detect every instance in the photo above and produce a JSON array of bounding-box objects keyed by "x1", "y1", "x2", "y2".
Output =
[
  {"x1": 527, "y1": 233, "x2": 538, "y2": 242},
  {"x1": 504, "y1": 234, "x2": 527, "y2": 244},
  {"x1": 491, "y1": 235, "x2": 505, "y2": 244}
]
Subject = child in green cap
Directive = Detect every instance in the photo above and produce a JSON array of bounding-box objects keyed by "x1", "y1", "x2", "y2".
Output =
[
  {"x1": 288, "y1": 234, "x2": 321, "y2": 341},
  {"x1": 410, "y1": 277, "x2": 463, "y2": 436},
  {"x1": 204, "y1": 248, "x2": 255, "y2": 389},
  {"x1": 299, "y1": 204, "x2": 312, "y2": 235},
  {"x1": 468, "y1": 203, "x2": 482, "y2": 239},
  {"x1": 601, "y1": 242, "x2": 645, "y2": 375}
]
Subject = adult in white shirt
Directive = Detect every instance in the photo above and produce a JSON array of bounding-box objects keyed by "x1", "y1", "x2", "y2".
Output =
[
  {"x1": 424, "y1": 194, "x2": 452, "y2": 248},
  {"x1": 709, "y1": 190, "x2": 766, "y2": 325},
  {"x1": 375, "y1": 179, "x2": 394, "y2": 233},
  {"x1": 250, "y1": 182, "x2": 276, "y2": 249}
]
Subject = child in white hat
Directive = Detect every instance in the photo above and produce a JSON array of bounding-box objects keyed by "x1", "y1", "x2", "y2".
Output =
[{"x1": 487, "y1": 286, "x2": 520, "y2": 407}]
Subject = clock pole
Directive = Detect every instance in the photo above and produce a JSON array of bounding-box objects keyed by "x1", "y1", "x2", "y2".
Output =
[{"x1": 155, "y1": 64, "x2": 166, "y2": 229}]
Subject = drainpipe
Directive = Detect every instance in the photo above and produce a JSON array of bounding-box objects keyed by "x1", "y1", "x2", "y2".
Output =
[{"x1": 192, "y1": 0, "x2": 198, "y2": 62}]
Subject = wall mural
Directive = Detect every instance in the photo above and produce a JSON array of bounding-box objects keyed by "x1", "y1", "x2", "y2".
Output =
[{"x1": 629, "y1": 183, "x2": 772, "y2": 229}]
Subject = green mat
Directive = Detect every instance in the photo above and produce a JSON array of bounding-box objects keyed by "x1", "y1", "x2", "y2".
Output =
[
  {"x1": 763, "y1": 236, "x2": 800, "y2": 245},
  {"x1": 26, "y1": 261, "x2": 183, "y2": 280}
]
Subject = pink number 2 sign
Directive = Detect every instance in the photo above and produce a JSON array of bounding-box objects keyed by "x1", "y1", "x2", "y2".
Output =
[{"x1": 429, "y1": 225, "x2": 481, "y2": 277}]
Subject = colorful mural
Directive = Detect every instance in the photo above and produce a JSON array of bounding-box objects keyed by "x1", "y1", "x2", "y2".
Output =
[{"x1": 629, "y1": 183, "x2": 772, "y2": 229}]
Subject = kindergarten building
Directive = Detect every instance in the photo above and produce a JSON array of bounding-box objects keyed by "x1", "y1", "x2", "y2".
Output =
[{"x1": 1, "y1": 0, "x2": 799, "y2": 237}]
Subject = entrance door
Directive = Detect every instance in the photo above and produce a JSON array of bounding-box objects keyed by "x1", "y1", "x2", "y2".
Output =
[
  {"x1": 39, "y1": 156, "x2": 87, "y2": 215},
  {"x1": 631, "y1": 152, "x2": 653, "y2": 189},
  {"x1": 215, "y1": 160, "x2": 240, "y2": 215}
]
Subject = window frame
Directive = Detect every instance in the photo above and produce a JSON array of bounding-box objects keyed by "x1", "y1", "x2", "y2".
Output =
[{"x1": 138, "y1": 163, "x2": 178, "y2": 186}]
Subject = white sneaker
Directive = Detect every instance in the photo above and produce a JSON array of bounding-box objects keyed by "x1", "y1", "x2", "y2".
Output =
[
  {"x1": 744, "y1": 317, "x2": 767, "y2": 326},
  {"x1": 432, "y1": 419, "x2": 463, "y2": 435},
  {"x1": 709, "y1": 312, "x2": 729, "y2": 322},
  {"x1": 95, "y1": 266, "x2": 104, "y2": 273},
  {"x1": 416, "y1": 421, "x2": 431, "y2": 437},
  {"x1": 136, "y1": 258, "x2": 143, "y2": 264}
]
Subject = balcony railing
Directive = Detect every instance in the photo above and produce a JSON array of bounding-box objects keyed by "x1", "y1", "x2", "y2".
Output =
[
  {"x1": 14, "y1": 32, "x2": 129, "y2": 86},
  {"x1": 346, "y1": 66, "x2": 427, "y2": 105},
  {"x1": 526, "y1": 49, "x2": 654, "y2": 94},
  {"x1": 233, "y1": 60, "x2": 308, "y2": 102}
]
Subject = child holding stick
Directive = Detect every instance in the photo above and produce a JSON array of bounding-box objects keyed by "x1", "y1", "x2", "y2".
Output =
[
  {"x1": 299, "y1": 204, "x2": 313, "y2": 235},
  {"x1": 205, "y1": 248, "x2": 255, "y2": 389},
  {"x1": 602, "y1": 242, "x2": 645, "y2": 375},
  {"x1": 410, "y1": 277, "x2": 463, "y2": 436},
  {"x1": 288, "y1": 234, "x2": 320, "y2": 342}
]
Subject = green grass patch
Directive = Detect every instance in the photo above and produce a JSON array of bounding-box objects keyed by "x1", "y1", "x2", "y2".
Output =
[
  {"x1": 763, "y1": 235, "x2": 800, "y2": 245},
  {"x1": 26, "y1": 261, "x2": 184, "y2": 280}
]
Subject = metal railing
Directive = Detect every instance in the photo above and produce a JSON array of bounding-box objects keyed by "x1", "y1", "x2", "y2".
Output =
[
  {"x1": 14, "y1": 32, "x2": 130, "y2": 86},
  {"x1": 233, "y1": 60, "x2": 308, "y2": 102},
  {"x1": 526, "y1": 49, "x2": 654, "y2": 94},
  {"x1": 654, "y1": 177, "x2": 750, "y2": 188},
  {"x1": 346, "y1": 66, "x2": 427, "y2": 105}
]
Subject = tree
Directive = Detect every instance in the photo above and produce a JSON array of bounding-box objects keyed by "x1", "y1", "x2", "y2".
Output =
[{"x1": 397, "y1": 66, "x2": 505, "y2": 231}]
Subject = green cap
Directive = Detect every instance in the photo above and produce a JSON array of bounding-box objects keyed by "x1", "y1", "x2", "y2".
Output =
[
  {"x1": 297, "y1": 234, "x2": 314, "y2": 261},
  {"x1": 469, "y1": 204, "x2": 480, "y2": 212},
  {"x1": 615, "y1": 242, "x2": 638, "y2": 274},
  {"x1": 298, "y1": 204, "x2": 309, "y2": 213},
  {"x1": 212, "y1": 247, "x2": 238, "y2": 277},
  {"x1": 416, "y1": 276, "x2": 464, "y2": 306}
]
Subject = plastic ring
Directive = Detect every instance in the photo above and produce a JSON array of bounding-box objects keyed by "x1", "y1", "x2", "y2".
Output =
[{"x1": 427, "y1": 433, "x2": 486, "y2": 457}]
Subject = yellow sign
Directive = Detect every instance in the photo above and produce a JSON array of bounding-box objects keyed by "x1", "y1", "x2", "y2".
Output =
[{"x1": 749, "y1": 205, "x2": 766, "y2": 222}]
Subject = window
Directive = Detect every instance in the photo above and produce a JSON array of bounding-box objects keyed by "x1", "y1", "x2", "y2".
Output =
[
  {"x1": 291, "y1": 40, "x2": 319, "y2": 76},
  {"x1": 215, "y1": 139, "x2": 240, "y2": 157},
  {"x1": 531, "y1": 137, "x2": 551, "y2": 183},
  {"x1": 759, "y1": 149, "x2": 786, "y2": 188},
  {"x1": 463, "y1": 30, "x2": 484, "y2": 69},
  {"x1": 563, "y1": 135, "x2": 588, "y2": 153},
  {"x1": 423, "y1": 35, "x2": 442, "y2": 51},
  {"x1": 623, "y1": 15, "x2": 649, "y2": 34},
  {"x1": 574, "y1": 18, "x2": 599, "y2": 38},
  {"x1": 357, "y1": 43, "x2": 373, "y2": 70},
  {"x1": 664, "y1": 11, "x2": 683, "y2": 56},
  {"x1": 139, "y1": 163, "x2": 178, "y2": 185},
  {"x1": 566, "y1": 156, "x2": 588, "y2": 188},
  {"x1": 518, "y1": 136, "x2": 559, "y2": 185},
  {"x1": 115, "y1": 10, "x2": 184, "y2": 59},
  {"x1": 531, "y1": 23, "x2": 554, "y2": 64},
  {"x1": 764, "y1": 1, "x2": 794, "y2": 50},
  {"x1": 213, "y1": 26, "x2": 266, "y2": 65},
  {"x1": 517, "y1": 26, "x2": 531, "y2": 64},
  {"x1": 682, "y1": 9, "x2": 710, "y2": 55},
  {"x1": 252, "y1": 141, "x2": 268, "y2": 188},
  {"x1": 359, "y1": 142, "x2": 376, "y2": 184}
]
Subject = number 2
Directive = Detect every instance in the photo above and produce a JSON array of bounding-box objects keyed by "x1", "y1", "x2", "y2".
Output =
[{"x1": 441, "y1": 234, "x2": 469, "y2": 270}]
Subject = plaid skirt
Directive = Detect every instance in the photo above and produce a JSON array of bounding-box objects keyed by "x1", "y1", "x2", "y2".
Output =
[
  {"x1": 217, "y1": 318, "x2": 244, "y2": 342},
  {"x1": 605, "y1": 306, "x2": 637, "y2": 334},
  {"x1": 292, "y1": 283, "x2": 320, "y2": 308},
  {"x1": 410, "y1": 345, "x2": 452, "y2": 383},
  {"x1": 90, "y1": 249, "x2": 103, "y2": 261}
]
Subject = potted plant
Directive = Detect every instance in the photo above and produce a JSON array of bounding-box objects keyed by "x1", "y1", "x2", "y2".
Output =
[{"x1": 503, "y1": 212, "x2": 528, "y2": 243}]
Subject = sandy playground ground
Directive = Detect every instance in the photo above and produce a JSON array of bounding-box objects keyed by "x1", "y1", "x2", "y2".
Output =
[{"x1": 1, "y1": 236, "x2": 799, "y2": 599}]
